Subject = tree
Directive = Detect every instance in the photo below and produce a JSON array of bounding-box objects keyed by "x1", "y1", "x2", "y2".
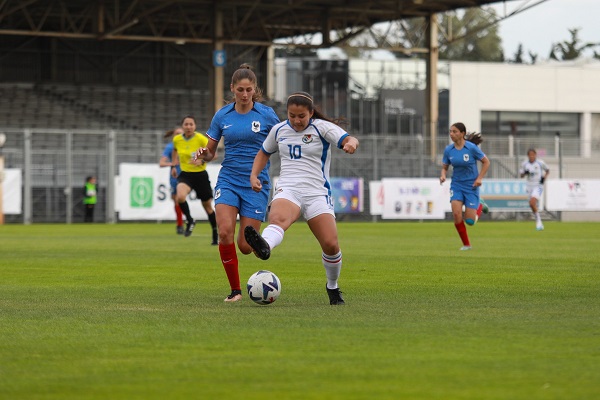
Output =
[
  {"x1": 550, "y1": 28, "x2": 597, "y2": 60},
  {"x1": 511, "y1": 44, "x2": 524, "y2": 64},
  {"x1": 437, "y1": 7, "x2": 504, "y2": 62}
]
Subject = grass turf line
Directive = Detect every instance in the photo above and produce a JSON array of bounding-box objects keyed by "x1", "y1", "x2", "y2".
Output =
[{"x1": 0, "y1": 222, "x2": 599, "y2": 399}]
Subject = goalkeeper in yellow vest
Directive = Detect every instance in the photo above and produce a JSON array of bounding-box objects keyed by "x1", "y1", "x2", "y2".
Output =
[{"x1": 172, "y1": 115, "x2": 218, "y2": 244}]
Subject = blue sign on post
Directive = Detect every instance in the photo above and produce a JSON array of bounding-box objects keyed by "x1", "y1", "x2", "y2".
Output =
[
  {"x1": 213, "y1": 50, "x2": 226, "y2": 67},
  {"x1": 480, "y1": 179, "x2": 531, "y2": 211}
]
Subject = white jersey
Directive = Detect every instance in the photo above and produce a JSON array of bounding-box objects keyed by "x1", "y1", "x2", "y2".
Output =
[
  {"x1": 262, "y1": 119, "x2": 349, "y2": 196},
  {"x1": 520, "y1": 158, "x2": 549, "y2": 188}
]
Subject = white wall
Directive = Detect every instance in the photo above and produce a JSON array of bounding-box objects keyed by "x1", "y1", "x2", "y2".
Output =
[{"x1": 449, "y1": 61, "x2": 600, "y2": 136}]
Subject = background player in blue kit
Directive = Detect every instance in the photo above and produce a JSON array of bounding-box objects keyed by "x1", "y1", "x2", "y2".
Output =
[
  {"x1": 159, "y1": 126, "x2": 184, "y2": 234},
  {"x1": 193, "y1": 64, "x2": 280, "y2": 302},
  {"x1": 520, "y1": 148, "x2": 550, "y2": 231},
  {"x1": 440, "y1": 122, "x2": 490, "y2": 250},
  {"x1": 244, "y1": 91, "x2": 359, "y2": 305}
]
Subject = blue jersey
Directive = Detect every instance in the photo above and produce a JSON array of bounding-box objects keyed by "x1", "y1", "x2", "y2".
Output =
[
  {"x1": 206, "y1": 102, "x2": 280, "y2": 188},
  {"x1": 162, "y1": 142, "x2": 181, "y2": 175},
  {"x1": 442, "y1": 141, "x2": 486, "y2": 189}
]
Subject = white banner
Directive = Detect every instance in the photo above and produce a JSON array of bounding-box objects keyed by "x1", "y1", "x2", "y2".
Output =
[
  {"x1": 382, "y1": 178, "x2": 450, "y2": 219},
  {"x1": 546, "y1": 179, "x2": 600, "y2": 211},
  {"x1": 369, "y1": 181, "x2": 384, "y2": 216},
  {"x1": 115, "y1": 163, "x2": 221, "y2": 220},
  {"x1": 2, "y1": 169, "x2": 22, "y2": 214}
]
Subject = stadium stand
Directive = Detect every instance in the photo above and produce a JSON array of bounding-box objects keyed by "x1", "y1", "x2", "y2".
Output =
[{"x1": 0, "y1": 82, "x2": 211, "y2": 131}]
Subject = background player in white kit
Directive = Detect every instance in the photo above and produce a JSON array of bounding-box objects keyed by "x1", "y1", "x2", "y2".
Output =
[
  {"x1": 245, "y1": 91, "x2": 359, "y2": 305},
  {"x1": 519, "y1": 148, "x2": 550, "y2": 231}
]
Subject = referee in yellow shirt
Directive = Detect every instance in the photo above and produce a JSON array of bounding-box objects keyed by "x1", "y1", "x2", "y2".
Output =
[{"x1": 172, "y1": 115, "x2": 218, "y2": 244}]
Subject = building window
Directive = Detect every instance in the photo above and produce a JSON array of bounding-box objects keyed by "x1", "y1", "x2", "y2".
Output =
[{"x1": 482, "y1": 111, "x2": 580, "y2": 156}]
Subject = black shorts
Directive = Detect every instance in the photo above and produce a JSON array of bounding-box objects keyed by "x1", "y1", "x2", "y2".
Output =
[{"x1": 177, "y1": 170, "x2": 213, "y2": 202}]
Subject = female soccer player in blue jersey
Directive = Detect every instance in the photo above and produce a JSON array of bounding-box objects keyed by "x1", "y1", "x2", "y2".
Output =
[
  {"x1": 193, "y1": 64, "x2": 280, "y2": 302},
  {"x1": 243, "y1": 91, "x2": 359, "y2": 305},
  {"x1": 440, "y1": 122, "x2": 490, "y2": 250},
  {"x1": 159, "y1": 126, "x2": 184, "y2": 234}
]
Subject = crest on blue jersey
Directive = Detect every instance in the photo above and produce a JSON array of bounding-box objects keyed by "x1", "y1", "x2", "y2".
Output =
[
  {"x1": 463, "y1": 154, "x2": 469, "y2": 162},
  {"x1": 302, "y1": 134, "x2": 313, "y2": 144},
  {"x1": 252, "y1": 121, "x2": 260, "y2": 133}
]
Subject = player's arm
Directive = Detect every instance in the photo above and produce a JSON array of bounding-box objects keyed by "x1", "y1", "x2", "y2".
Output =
[
  {"x1": 195, "y1": 138, "x2": 218, "y2": 162},
  {"x1": 541, "y1": 166, "x2": 550, "y2": 184},
  {"x1": 440, "y1": 164, "x2": 449, "y2": 185},
  {"x1": 250, "y1": 150, "x2": 271, "y2": 192},
  {"x1": 341, "y1": 135, "x2": 359, "y2": 154},
  {"x1": 474, "y1": 156, "x2": 490, "y2": 187},
  {"x1": 159, "y1": 155, "x2": 172, "y2": 167}
]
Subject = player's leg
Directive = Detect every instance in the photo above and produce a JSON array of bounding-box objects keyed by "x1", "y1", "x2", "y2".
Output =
[
  {"x1": 451, "y1": 198, "x2": 471, "y2": 250},
  {"x1": 215, "y1": 203, "x2": 243, "y2": 302},
  {"x1": 214, "y1": 186, "x2": 244, "y2": 302},
  {"x1": 306, "y1": 197, "x2": 345, "y2": 305},
  {"x1": 530, "y1": 188, "x2": 543, "y2": 230},
  {"x1": 172, "y1": 193, "x2": 184, "y2": 234},
  {"x1": 245, "y1": 197, "x2": 300, "y2": 260},
  {"x1": 176, "y1": 174, "x2": 195, "y2": 236},
  {"x1": 195, "y1": 171, "x2": 218, "y2": 244},
  {"x1": 464, "y1": 190, "x2": 481, "y2": 226},
  {"x1": 171, "y1": 176, "x2": 183, "y2": 234}
]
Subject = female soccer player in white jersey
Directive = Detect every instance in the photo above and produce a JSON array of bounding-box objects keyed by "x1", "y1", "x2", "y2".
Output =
[
  {"x1": 193, "y1": 64, "x2": 280, "y2": 303},
  {"x1": 440, "y1": 122, "x2": 490, "y2": 251},
  {"x1": 244, "y1": 91, "x2": 359, "y2": 305},
  {"x1": 520, "y1": 148, "x2": 550, "y2": 231}
]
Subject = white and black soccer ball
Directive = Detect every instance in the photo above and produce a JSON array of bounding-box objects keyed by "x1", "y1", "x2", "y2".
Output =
[{"x1": 247, "y1": 270, "x2": 281, "y2": 305}]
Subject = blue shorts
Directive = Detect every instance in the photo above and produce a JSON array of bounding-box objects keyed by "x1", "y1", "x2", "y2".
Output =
[
  {"x1": 450, "y1": 185, "x2": 480, "y2": 210},
  {"x1": 214, "y1": 183, "x2": 269, "y2": 221},
  {"x1": 170, "y1": 176, "x2": 178, "y2": 196}
]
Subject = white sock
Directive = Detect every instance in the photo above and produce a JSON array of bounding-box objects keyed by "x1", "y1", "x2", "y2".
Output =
[
  {"x1": 262, "y1": 224, "x2": 285, "y2": 250},
  {"x1": 322, "y1": 251, "x2": 342, "y2": 289},
  {"x1": 535, "y1": 212, "x2": 541, "y2": 224}
]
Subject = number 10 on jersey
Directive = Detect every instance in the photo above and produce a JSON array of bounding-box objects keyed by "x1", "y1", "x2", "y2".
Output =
[{"x1": 288, "y1": 144, "x2": 302, "y2": 159}]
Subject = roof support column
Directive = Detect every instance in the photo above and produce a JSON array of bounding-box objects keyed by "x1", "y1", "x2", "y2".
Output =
[
  {"x1": 213, "y1": 8, "x2": 224, "y2": 115},
  {"x1": 425, "y1": 13, "x2": 439, "y2": 160}
]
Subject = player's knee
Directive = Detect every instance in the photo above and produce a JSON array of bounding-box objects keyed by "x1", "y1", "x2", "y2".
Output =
[{"x1": 465, "y1": 218, "x2": 475, "y2": 226}]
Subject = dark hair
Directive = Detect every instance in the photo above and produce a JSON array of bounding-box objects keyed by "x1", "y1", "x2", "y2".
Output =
[
  {"x1": 465, "y1": 131, "x2": 483, "y2": 145},
  {"x1": 286, "y1": 91, "x2": 345, "y2": 126},
  {"x1": 451, "y1": 122, "x2": 467, "y2": 134},
  {"x1": 230, "y1": 63, "x2": 263, "y2": 102},
  {"x1": 85, "y1": 176, "x2": 94, "y2": 182},
  {"x1": 180, "y1": 115, "x2": 196, "y2": 125},
  {"x1": 527, "y1": 148, "x2": 537, "y2": 155},
  {"x1": 164, "y1": 126, "x2": 182, "y2": 138}
]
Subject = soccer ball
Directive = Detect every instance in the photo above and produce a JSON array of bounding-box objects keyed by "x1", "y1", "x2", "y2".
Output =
[{"x1": 247, "y1": 270, "x2": 281, "y2": 305}]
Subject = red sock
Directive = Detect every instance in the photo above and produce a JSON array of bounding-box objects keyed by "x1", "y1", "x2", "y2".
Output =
[
  {"x1": 476, "y1": 203, "x2": 483, "y2": 218},
  {"x1": 175, "y1": 203, "x2": 183, "y2": 226},
  {"x1": 454, "y1": 222, "x2": 470, "y2": 246},
  {"x1": 219, "y1": 243, "x2": 240, "y2": 291}
]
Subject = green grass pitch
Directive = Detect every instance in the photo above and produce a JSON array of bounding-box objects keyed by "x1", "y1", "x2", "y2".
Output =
[{"x1": 1, "y1": 221, "x2": 599, "y2": 399}]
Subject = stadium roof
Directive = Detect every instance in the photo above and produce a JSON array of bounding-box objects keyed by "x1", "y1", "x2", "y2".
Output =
[{"x1": 0, "y1": 0, "x2": 518, "y2": 47}]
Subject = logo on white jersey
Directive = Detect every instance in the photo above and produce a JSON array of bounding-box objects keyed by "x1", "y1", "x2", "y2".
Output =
[
  {"x1": 252, "y1": 121, "x2": 261, "y2": 133},
  {"x1": 463, "y1": 154, "x2": 470, "y2": 162},
  {"x1": 302, "y1": 134, "x2": 313, "y2": 144}
]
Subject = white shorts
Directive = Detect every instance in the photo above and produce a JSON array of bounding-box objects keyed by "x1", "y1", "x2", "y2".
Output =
[
  {"x1": 527, "y1": 185, "x2": 543, "y2": 200},
  {"x1": 270, "y1": 187, "x2": 335, "y2": 221}
]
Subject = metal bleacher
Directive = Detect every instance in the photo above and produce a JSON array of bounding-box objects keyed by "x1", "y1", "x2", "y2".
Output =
[{"x1": 0, "y1": 82, "x2": 211, "y2": 132}]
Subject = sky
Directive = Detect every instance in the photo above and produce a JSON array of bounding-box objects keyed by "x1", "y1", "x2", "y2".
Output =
[
  {"x1": 490, "y1": 0, "x2": 600, "y2": 59},
  {"x1": 314, "y1": 0, "x2": 600, "y2": 61}
]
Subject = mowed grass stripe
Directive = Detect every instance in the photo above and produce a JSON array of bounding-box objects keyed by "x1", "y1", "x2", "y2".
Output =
[{"x1": 0, "y1": 222, "x2": 598, "y2": 399}]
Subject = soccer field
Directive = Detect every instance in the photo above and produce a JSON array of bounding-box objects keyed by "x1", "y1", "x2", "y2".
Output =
[{"x1": 1, "y1": 222, "x2": 599, "y2": 399}]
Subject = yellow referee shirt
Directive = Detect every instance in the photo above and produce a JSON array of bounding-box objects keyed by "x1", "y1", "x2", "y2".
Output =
[{"x1": 173, "y1": 132, "x2": 209, "y2": 173}]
